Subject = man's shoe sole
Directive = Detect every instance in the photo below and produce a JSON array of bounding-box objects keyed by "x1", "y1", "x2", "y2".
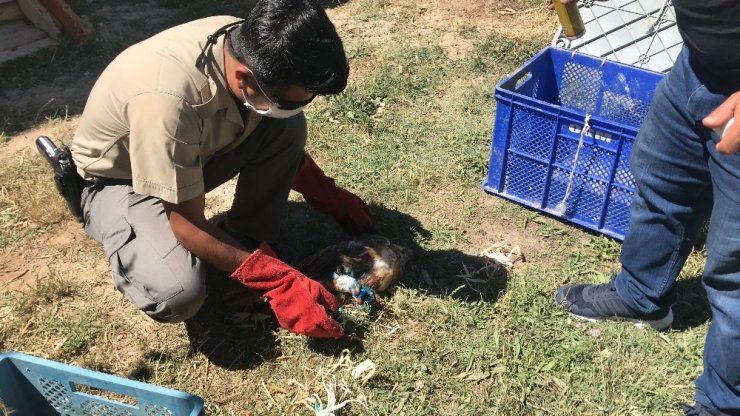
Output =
[{"x1": 569, "y1": 307, "x2": 673, "y2": 331}]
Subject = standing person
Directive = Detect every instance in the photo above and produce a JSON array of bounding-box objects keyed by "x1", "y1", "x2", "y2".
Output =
[
  {"x1": 553, "y1": 1, "x2": 740, "y2": 414},
  {"x1": 69, "y1": 0, "x2": 374, "y2": 338}
]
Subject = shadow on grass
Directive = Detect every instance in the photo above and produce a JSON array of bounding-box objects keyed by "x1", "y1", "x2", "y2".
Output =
[
  {"x1": 280, "y1": 201, "x2": 509, "y2": 304},
  {"x1": 183, "y1": 270, "x2": 280, "y2": 371},
  {"x1": 672, "y1": 275, "x2": 711, "y2": 331},
  {"x1": 128, "y1": 351, "x2": 177, "y2": 381},
  {"x1": 306, "y1": 314, "x2": 370, "y2": 356},
  {"x1": 353, "y1": 202, "x2": 507, "y2": 303},
  {"x1": 281, "y1": 201, "x2": 509, "y2": 357},
  {"x1": 184, "y1": 200, "x2": 508, "y2": 367}
]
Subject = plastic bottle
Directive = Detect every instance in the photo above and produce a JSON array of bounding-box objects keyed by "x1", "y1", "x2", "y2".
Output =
[{"x1": 553, "y1": 0, "x2": 585, "y2": 40}]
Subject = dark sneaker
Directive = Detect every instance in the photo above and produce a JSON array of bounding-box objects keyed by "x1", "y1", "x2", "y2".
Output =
[
  {"x1": 554, "y1": 281, "x2": 673, "y2": 331},
  {"x1": 682, "y1": 403, "x2": 732, "y2": 416}
]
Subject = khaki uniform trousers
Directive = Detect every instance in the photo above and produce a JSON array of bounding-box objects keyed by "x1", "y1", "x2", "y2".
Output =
[{"x1": 80, "y1": 115, "x2": 307, "y2": 322}]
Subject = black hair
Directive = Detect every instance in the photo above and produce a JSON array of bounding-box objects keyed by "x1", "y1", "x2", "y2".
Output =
[{"x1": 229, "y1": 0, "x2": 349, "y2": 95}]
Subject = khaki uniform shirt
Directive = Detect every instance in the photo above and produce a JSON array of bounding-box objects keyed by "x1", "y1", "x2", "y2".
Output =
[{"x1": 71, "y1": 16, "x2": 262, "y2": 204}]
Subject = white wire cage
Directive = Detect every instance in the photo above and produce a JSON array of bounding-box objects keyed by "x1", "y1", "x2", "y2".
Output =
[{"x1": 552, "y1": 0, "x2": 681, "y2": 73}]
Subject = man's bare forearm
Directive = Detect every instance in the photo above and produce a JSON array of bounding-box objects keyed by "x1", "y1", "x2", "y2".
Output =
[
  {"x1": 179, "y1": 219, "x2": 250, "y2": 273},
  {"x1": 163, "y1": 196, "x2": 251, "y2": 274}
]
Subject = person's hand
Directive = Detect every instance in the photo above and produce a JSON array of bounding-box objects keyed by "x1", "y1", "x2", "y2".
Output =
[
  {"x1": 292, "y1": 154, "x2": 376, "y2": 235},
  {"x1": 703, "y1": 92, "x2": 740, "y2": 155},
  {"x1": 230, "y1": 242, "x2": 344, "y2": 338}
]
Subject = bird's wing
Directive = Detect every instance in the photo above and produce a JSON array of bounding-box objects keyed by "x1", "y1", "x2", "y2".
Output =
[{"x1": 297, "y1": 238, "x2": 372, "y2": 278}]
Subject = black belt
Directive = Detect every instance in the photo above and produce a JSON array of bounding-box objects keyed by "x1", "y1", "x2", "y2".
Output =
[{"x1": 85, "y1": 177, "x2": 134, "y2": 190}]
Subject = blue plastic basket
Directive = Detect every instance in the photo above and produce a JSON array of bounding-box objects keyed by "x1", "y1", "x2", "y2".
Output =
[
  {"x1": 483, "y1": 46, "x2": 665, "y2": 240},
  {"x1": 0, "y1": 352, "x2": 204, "y2": 416}
]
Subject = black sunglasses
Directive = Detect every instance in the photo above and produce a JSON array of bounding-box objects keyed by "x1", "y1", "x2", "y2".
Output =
[
  {"x1": 225, "y1": 32, "x2": 318, "y2": 110},
  {"x1": 249, "y1": 71, "x2": 317, "y2": 110},
  {"x1": 197, "y1": 21, "x2": 318, "y2": 110}
]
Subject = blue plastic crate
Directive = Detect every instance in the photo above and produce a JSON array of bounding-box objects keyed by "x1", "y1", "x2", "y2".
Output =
[
  {"x1": 483, "y1": 46, "x2": 665, "y2": 240},
  {"x1": 0, "y1": 352, "x2": 204, "y2": 416}
]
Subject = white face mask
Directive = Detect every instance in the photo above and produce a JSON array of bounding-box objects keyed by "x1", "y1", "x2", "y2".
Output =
[{"x1": 241, "y1": 89, "x2": 304, "y2": 119}]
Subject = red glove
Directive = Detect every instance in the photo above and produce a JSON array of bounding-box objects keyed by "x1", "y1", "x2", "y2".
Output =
[
  {"x1": 292, "y1": 154, "x2": 375, "y2": 235},
  {"x1": 230, "y1": 242, "x2": 344, "y2": 338}
]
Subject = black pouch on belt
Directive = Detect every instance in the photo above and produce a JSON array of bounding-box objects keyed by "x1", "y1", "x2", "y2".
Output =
[{"x1": 35, "y1": 136, "x2": 85, "y2": 223}]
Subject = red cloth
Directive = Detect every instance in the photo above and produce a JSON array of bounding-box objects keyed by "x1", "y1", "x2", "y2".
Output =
[
  {"x1": 230, "y1": 242, "x2": 344, "y2": 338},
  {"x1": 292, "y1": 154, "x2": 375, "y2": 235}
]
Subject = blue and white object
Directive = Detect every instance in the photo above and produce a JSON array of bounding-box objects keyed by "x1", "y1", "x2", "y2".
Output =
[{"x1": 0, "y1": 351, "x2": 204, "y2": 416}]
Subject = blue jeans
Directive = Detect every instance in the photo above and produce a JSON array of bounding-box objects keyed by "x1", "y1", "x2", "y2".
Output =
[{"x1": 612, "y1": 47, "x2": 740, "y2": 412}]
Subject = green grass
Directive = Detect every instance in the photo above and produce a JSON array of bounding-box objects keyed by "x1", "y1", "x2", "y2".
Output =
[{"x1": 0, "y1": 0, "x2": 711, "y2": 414}]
